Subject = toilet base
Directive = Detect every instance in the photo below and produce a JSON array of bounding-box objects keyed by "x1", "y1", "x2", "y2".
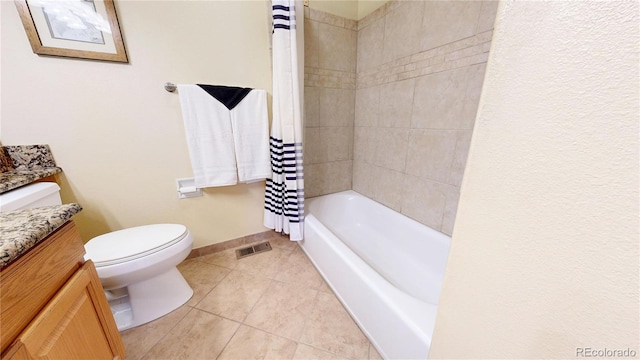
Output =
[{"x1": 106, "y1": 267, "x2": 193, "y2": 331}]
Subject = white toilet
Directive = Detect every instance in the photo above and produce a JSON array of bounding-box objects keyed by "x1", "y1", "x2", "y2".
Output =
[{"x1": 0, "y1": 182, "x2": 194, "y2": 331}]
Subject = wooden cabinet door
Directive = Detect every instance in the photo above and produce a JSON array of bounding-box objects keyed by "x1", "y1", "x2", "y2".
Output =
[{"x1": 11, "y1": 261, "x2": 125, "y2": 360}]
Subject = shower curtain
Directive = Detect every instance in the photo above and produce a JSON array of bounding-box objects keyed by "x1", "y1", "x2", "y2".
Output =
[{"x1": 264, "y1": 0, "x2": 305, "y2": 240}]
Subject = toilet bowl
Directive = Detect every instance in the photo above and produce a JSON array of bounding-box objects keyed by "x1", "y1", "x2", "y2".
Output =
[
  {"x1": 0, "y1": 182, "x2": 194, "y2": 331},
  {"x1": 85, "y1": 224, "x2": 194, "y2": 331}
]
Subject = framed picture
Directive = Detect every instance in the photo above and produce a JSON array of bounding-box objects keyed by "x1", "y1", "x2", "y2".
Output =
[{"x1": 14, "y1": 0, "x2": 128, "y2": 63}]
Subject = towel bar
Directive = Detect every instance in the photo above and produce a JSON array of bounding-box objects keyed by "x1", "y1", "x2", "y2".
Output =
[{"x1": 164, "y1": 82, "x2": 177, "y2": 92}]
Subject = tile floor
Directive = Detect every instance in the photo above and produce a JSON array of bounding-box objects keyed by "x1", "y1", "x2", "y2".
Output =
[{"x1": 120, "y1": 234, "x2": 384, "y2": 360}]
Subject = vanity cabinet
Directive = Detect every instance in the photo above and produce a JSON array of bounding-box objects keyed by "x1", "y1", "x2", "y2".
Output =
[{"x1": 0, "y1": 221, "x2": 125, "y2": 359}]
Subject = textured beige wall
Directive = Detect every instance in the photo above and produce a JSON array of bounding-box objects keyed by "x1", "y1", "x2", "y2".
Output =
[
  {"x1": 307, "y1": 0, "x2": 386, "y2": 20},
  {"x1": 1, "y1": 1, "x2": 273, "y2": 248},
  {"x1": 308, "y1": 0, "x2": 358, "y2": 20},
  {"x1": 303, "y1": 8, "x2": 356, "y2": 197},
  {"x1": 430, "y1": 1, "x2": 639, "y2": 358},
  {"x1": 354, "y1": 1, "x2": 498, "y2": 235},
  {"x1": 356, "y1": 0, "x2": 387, "y2": 20}
]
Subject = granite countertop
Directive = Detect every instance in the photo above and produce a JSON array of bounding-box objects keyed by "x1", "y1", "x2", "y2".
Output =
[
  {"x1": 0, "y1": 203, "x2": 82, "y2": 268},
  {"x1": 0, "y1": 144, "x2": 62, "y2": 194},
  {"x1": 0, "y1": 167, "x2": 63, "y2": 194}
]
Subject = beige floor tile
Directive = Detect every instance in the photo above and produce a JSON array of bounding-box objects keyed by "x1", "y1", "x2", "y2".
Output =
[
  {"x1": 235, "y1": 247, "x2": 291, "y2": 278},
  {"x1": 268, "y1": 235, "x2": 299, "y2": 251},
  {"x1": 276, "y1": 247, "x2": 324, "y2": 289},
  {"x1": 293, "y1": 344, "x2": 351, "y2": 360},
  {"x1": 300, "y1": 292, "x2": 369, "y2": 359},
  {"x1": 195, "y1": 270, "x2": 272, "y2": 322},
  {"x1": 177, "y1": 259, "x2": 231, "y2": 306},
  {"x1": 124, "y1": 251, "x2": 377, "y2": 360},
  {"x1": 317, "y1": 277, "x2": 333, "y2": 294},
  {"x1": 368, "y1": 344, "x2": 383, "y2": 360},
  {"x1": 197, "y1": 248, "x2": 241, "y2": 269},
  {"x1": 245, "y1": 280, "x2": 319, "y2": 341},
  {"x1": 143, "y1": 308, "x2": 239, "y2": 360},
  {"x1": 119, "y1": 304, "x2": 191, "y2": 360},
  {"x1": 218, "y1": 325, "x2": 297, "y2": 360}
]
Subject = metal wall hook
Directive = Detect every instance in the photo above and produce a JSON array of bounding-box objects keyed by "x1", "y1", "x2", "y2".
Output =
[{"x1": 164, "y1": 82, "x2": 177, "y2": 92}]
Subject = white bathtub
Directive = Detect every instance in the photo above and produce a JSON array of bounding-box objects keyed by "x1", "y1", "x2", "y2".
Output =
[{"x1": 300, "y1": 190, "x2": 451, "y2": 359}]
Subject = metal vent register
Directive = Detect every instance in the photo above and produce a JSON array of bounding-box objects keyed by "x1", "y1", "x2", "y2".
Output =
[{"x1": 235, "y1": 241, "x2": 272, "y2": 259}]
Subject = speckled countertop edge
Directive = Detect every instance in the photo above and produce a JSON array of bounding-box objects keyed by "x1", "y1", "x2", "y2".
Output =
[
  {"x1": 0, "y1": 144, "x2": 62, "y2": 194},
  {"x1": 0, "y1": 203, "x2": 82, "y2": 268},
  {"x1": 0, "y1": 167, "x2": 63, "y2": 194}
]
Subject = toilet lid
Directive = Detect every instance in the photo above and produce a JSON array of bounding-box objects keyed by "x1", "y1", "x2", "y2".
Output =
[{"x1": 85, "y1": 224, "x2": 189, "y2": 267}]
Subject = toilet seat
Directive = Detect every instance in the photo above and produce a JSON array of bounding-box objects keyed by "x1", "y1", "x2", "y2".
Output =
[{"x1": 85, "y1": 224, "x2": 189, "y2": 267}]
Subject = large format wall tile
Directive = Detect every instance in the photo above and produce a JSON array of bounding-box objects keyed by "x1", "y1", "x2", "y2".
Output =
[
  {"x1": 305, "y1": 161, "x2": 352, "y2": 197},
  {"x1": 372, "y1": 127, "x2": 410, "y2": 172},
  {"x1": 355, "y1": 86, "x2": 380, "y2": 127},
  {"x1": 321, "y1": 126, "x2": 353, "y2": 162},
  {"x1": 318, "y1": 23, "x2": 357, "y2": 73},
  {"x1": 411, "y1": 66, "x2": 468, "y2": 130},
  {"x1": 449, "y1": 130, "x2": 473, "y2": 187},
  {"x1": 320, "y1": 88, "x2": 355, "y2": 127},
  {"x1": 476, "y1": 1, "x2": 500, "y2": 33},
  {"x1": 382, "y1": 1, "x2": 425, "y2": 64},
  {"x1": 305, "y1": 20, "x2": 320, "y2": 68},
  {"x1": 441, "y1": 187, "x2": 461, "y2": 236},
  {"x1": 459, "y1": 63, "x2": 487, "y2": 129},
  {"x1": 379, "y1": 78, "x2": 415, "y2": 128},
  {"x1": 352, "y1": 1, "x2": 494, "y2": 235},
  {"x1": 405, "y1": 129, "x2": 458, "y2": 183},
  {"x1": 411, "y1": 63, "x2": 486, "y2": 130},
  {"x1": 304, "y1": 10, "x2": 356, "y2": 198},
  {"x1": 357, "y1": 16, "x2": 385, "y2": 72},
  {"x1": 400, "y1": 175, "x2": 451, "y2": 230},
  {"x1": 420, "y1": 1, "x2": 483, "y2": 51},
  {"x1": 353, "y1": 126, "x2": 377, "y2": 163},
  {"x1": 304, "y1": 127, "x2": 323, "y2": 164},
  {"x1": 304, "y1": 86, "x2": 320, "y2": 128},
  {"x1": 371, "y1": 166, "x2": 405, "y2": 212},
  {"x1": 305, "y1": 2, "x2": 496, "y2": 235},
  {"x1": 352, "y1": 161, "x2": 375, "y2": 198}
]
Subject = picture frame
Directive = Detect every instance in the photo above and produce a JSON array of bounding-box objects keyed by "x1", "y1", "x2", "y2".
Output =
[{"x1": 14, "y1": 0, "x2": 128, "y2": 63}]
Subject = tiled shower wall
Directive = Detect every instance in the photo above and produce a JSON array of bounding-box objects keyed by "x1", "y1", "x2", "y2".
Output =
[
  {"x1": 303, "y1": 1, "x2": 498, "y2": 236},
  {"x1": 303, "y1": 8, "x2": 357, "y2": 197},
  {"x1": 353, "y1": 1, "x2": 498, "y2": 235}
]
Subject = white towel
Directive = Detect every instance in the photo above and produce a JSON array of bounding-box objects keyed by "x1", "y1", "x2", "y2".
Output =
[
  {"x1": 231, "y1": 90, "x2": 272, "y2": 183},
  {"x1": 178, "y1": 85, "x2": 271, "y2": 187}
]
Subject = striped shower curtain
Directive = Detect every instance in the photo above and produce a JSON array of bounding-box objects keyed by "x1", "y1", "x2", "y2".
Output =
[{"x1": 264, "y1": 0, "x2": 305, "y2": 240}]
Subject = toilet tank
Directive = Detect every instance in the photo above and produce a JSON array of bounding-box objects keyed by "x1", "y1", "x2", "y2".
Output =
[{"x1": 0, "y1": 182, "x2": 62, "y2": 212}]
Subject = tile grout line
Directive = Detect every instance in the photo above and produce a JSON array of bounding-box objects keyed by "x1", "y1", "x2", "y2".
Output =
[
  {"x1": 190, "y1": 267, "x2": 233, "y2": 309},
  {"x1": 213, "y1": 315, "x2": 243, "y2": 360},
  {"x1": 136, "y1": 306, "x2": 195, "y2": 360},
  {"x1": 293, "y1": 287, "x2": 321, "y2": 347}
]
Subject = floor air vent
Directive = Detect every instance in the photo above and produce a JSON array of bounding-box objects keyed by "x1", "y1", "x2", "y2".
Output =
[{"x1": 235, "y1": 241, "x2": 272, "y2": 259}]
